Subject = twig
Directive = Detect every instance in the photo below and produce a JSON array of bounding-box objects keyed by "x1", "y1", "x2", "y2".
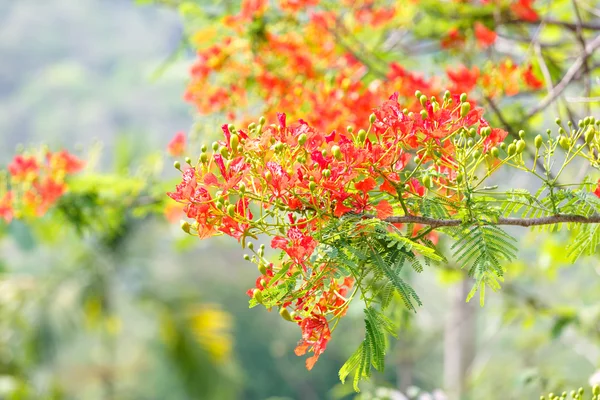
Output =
[
  {"x1": 526, "y1": 35, "x2": 600, "y2": 119},
  {"x1": 373, "y1": 214, "x2": 600, "y2": 228}
]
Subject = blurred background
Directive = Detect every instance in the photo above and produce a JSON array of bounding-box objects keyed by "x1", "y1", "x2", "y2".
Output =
[{"x1": 1, "y1": 1, "x2": 600, "y2": 399}]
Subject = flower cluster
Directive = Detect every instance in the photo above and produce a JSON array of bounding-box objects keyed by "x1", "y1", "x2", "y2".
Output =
[
  {"x1": 0, "y1": 149, "x2": 84, "y2": 222},
  {"x1": 183, "y1": 0, "x2": 544, "y2": 134},
  {"x1": 168, "y1": 91, "x2": 509, "y2": 368}
]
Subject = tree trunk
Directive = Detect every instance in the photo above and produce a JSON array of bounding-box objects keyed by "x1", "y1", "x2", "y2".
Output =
[{"x1": 443, "y1": 278, "x2": 477, "y2": 400}]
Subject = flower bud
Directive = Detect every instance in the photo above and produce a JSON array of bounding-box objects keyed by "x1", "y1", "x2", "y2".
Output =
[
  {"x1": 180, "y1": 220, "x2": 191, "y2": 233},
  {"x1": 518, "y1": 130, "x2": 525, "y2": 139},
  {"x1": 460, "y1": 102, "x2": 471, "y2": 118},
  {"x1": 534, "y1": 135, "x2": 543, "y2": 149},
  {"x1": 259, "y1": 116, "x2": 266, "y2": 125},
  {"x1": 500, "y1": 142, "x2": 506, "y2": 150},
  {"x1": 414, "y1": 90, "x2": 422, "y2": 98},
  {"x1": 220, "y1": 146, "x2": 230, "y2": 158},
  {"x1": 322, "y1": 169, "x2": 331, "y2": 178},
  {"x1": 298, "y1": 133, "x2": 307, "y2": 145},
  {"x1": 444, "y1": 90, "x2": 451, "y2": 100},
  {"x1": 248, "y1": 242, "x2": 254, "y2": 250},
  {"x1": 265, "y1": 171, "x2": 272, "y2": 181},
  {"x1": 516, "y1": 139, "x2": 526, "y2": 153},
  {"x1": 258, "y1": 263, "x2": 267, "y2": 275},
  {"x1": 369, "y1": 113, "x2": 376, "y2": 124},
  {"x1": 481, "y1": 127, "x2": 491, "y2": 137},
  {"x1": 357, "y1": 129, "x2": 367, "y2": 143},
  {"x1": 346, "y1": 125, "x2": 353, "y2": 133},
  {"x1": 419, "y1": 94, "x2": 428, "y2": 107},
  {"x1": 309, "y1": 181, "x2": 316, "y2": 191},
  {"x1": 585, "y1": 127, "x2": 595, "y2": 144},
  {"x1": 507, "y1": 143, "x2": 516, "y2": 156},
  {"x1": 243, "y1": 254, "x2": 250, "y2": 261},
  {"x1": 230, "y1": 133, "x2": 239, "y2": 150},
  {"x1": 174, "y1": 161, "x2": 181, "y2": 170},
  {"x1": 467, "y1": 139, "x2": 474, "y2": 147},
  {"x1": 490, "y1": 147, "x2": 499, "y2": 157},
  {"x1": 201, "y1": 144, "x2": 207, "y2": 152},
  {"x1": 212, "y1": 141, "x2": 219, "y2": 151},
  {"x1": 200, "y1": 153, "x2": 208, "y2": 163},
  {"x1": 279, "y1": 307, "x2": 293, "y2": 322},
  {"x1": 227, "y1": 204, "x2": 235, "y2": 217},
  {"x1": 460, "y1": 93, "x2": 468, "y2": 102},
  {"x1": 253, "y1": 289, "x2": 263, "y2": 304},
  {"x1": 248, "y1": 122, "x2": 256, "y2": 131},
  {"x1": 558, "y1": 136, "x2": 569, "y2": 150},
  {"x1": 185, "y1": 157, "x2": 192, "y2": 165},
  {"x1": 422, "y1": 175, "x2": 432, "y2": 188},
  {"x1": 555, "y1": 118, "x2": 562, "y2": 126},
  {"x1": 420, "y1": 110, "x2": 428, "y2": 120},
  {"x1": 332, "y1": 145, "x2": 342, "y2": 160},
  {"x1": 238, "y1": 182, "x2": 246, "y2": 193},
  {"x1": 456, "y1": 173, "x2": 463, "y2": 184},
  {"x1": 227, "y1": 124, "x2": 235, "y2": 133},
  {"x1": 472, "y1": 149, "x2": 481, "y2": 159}
]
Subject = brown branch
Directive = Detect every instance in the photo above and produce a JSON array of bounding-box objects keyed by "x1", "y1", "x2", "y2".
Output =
[
  {"x1": 526, "y1": 35, "x2": 600, "y2": 119},
  {"x1": 376, "y1": 214, "x2": 600, "y2": 228},
  {"x1": 503, "y1": 18, "x2": 600, "y2": 31}
]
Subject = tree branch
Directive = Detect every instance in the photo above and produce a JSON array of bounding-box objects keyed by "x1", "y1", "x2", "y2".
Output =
[
  {"x1": 373, "y1": 214, "x2": 600, "y2": 228},
  {"x1": 527, "y1": 34, "x2": 600, "y2": 119}
]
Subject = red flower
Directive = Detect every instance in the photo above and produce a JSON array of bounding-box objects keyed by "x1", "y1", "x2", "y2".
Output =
[
  {"x1": 271, "y1": 227, "x2": 317, "y2": 266},
  {"x1": 441, "y1": 27, "x2": 465, "y2": 49},
  {"x1": 474, "y1": 22, "x2": 497, "y2": 48},
  {"x1": 47, "y1": 150, "x2": 85, "y2": 174},
  {"x1": 0, "y1": 192, "x2": 13, "y2": 223},
  {"x1": 294, "y1": 314, "x2": 331, "y2": 370},
  {"x1": 8, "y1": 155, "x2": 38, "y2": 181},
  {"x1": 167, "y1": 132, "x2": 187, "y2": 157},
  {"x1": 511, "y1": 0, "x2": 538, "y2": 22},
  {"x1": 447, "y1": 65, "x2": 480, "y2": 94},
  {"x1": 522, "y1": 64, "x2": 544, "y2": 90},
  {"x1": 594, "y1": 179, "x2": 600, "y2": 198}
]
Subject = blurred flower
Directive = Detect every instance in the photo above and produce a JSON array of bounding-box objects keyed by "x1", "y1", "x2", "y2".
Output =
[
  {"x1": 167, "y1": 131, "x2": 187, "y2": 157},
  {"x1": 474, "y1": 22, "x2": 497, "y2": 48}
]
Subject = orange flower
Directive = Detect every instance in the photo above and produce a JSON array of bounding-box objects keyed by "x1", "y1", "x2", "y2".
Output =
[
  {"x1": 8, "y1": 155, "x2": 38, "y2": 181},
  {"x1": 511, "y1": 0, "x2": 538, "y2": 22},
  {"x1": 0, "y1": 192, "x2": 13, "y2": 223},
  {"x1": 167, "y1": 132, "x2": 187, "y2": 157},
  {"x1": 474, "y1": 22, "x2": 497, "y2": 48}
]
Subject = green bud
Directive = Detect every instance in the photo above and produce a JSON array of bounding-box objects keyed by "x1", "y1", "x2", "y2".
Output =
[
  {"x1": 369, "y1": 113, "x2": 376, "y2": 124},
  {"x1": 185, "y1": 157, "x2": 192, "y2": 165},
  {"x1": 420, "y1": 110, "x2": 428, "y2": 120},
  {"x1": 422, "y1": 175, "x2": 432, "y2": 188},
  {"x1": 227, "y1": 204, "x2": 236, "y2": 217},
  {"x1": 332, "y1": 145, "x2": 342, "y2": 160},
  {"x1": 420, "y1": 94, "x2": 428, "y2": 107},
  {"x1": 460, "y1": 93, "x2": 468, "y2": 102},
  {"x1": 259, "y1": 116, "x2": 266, "y2": 125},
  {"x1": 243, "y1": 254, "x2": 250, "y2": 261},
  {"x1": 444, "y1": 90, "x2": 451, "y2": 100},
  {"x1": 322, "y1": 169, "x2": 331, "y2": 178},
  {"x1": 460, "y1": 102, "x2": 471, "y2": 118},
  {"x1": 347, "y1": 125, "x2": 353, "y2": 133},
  {"x1": 265, "y1": 171, "x2": 272, "y2": 181},
  {"x1": 500, "y1": 142, "x2": 506, "y2": 150},
  {"x1": 212, "y1": 141, "x2": 219, "y2": 151},
  {"x1": 467, "y1": 139, "x2": 474, "y2": 147},
  {"x1": 481, "y1": 127, "x2": 491, "y2": 137},
  {"x1": 518, "y1": 130, "x2": 525, "y2": 139},
  {"x1": 298, "y1": 133, "x2": 307, "y2": 146},
  {"x1": 321, "y1": 149, "x2": 327, "y2": 157},
  {"x1": 238, "y1": 182, "x2": 246, "y2": 193},
  {"x1": 490, "y1": 147, "x2": 499, "y2": 157},
  {"x1": 558, "y1": 136, "x2": 569, "y2": 150},
  {"x1": 413, "y1": 156, "x2": 421, "y2": 164},
  {"x1": 220, "y1": 146, "x2": 230, "y2": 158},
  {"x1": 201, "y1": 144, "x2": 207, "y2": 152},
  {"x1": 357, "y1": 129, "x2": 367, "y2": 143},
  {"x1": 180, "y1": 220, "x2": 191, "y2": 233},
  {"x1": 227, "y1": 123, "x2": 235, "y2": 133},
  {"x1": 279, "y1": 307, "x2": 294, "y2": 322},
  {"x1": 579, "y1": 120, "x2": 585, "y2": 128},
  {"x1": 555, "y1": 118, "x2": 562, "y2": 126},
  {"x1": 516, "y1": 139, "x2": 526, "y2": 153},
  {"x1": 309, "y1": 181, "x2": 317, "y2": 191},
  {"x1": 248, "y1": 122, "x2": 256, "y2": 130},
  {"x1": 253, "y1": 289, "x2": 264, "y2": 304},
  {"x1": 585, "y1": 127, "x2": 595, "y2": 144},
  {"x1": 472, "y1": 150, "x2": 481, "y2": 159},
  {"x1": 456, "y1": 173, "x2": 463, "y2": 184},
  {"x1": 200, "y1": 153, "x2": 208, "y2": 163},
  {"x1": 258, "y1": 263, "x2": 267, "y2": 275},
  {"x1": 414, "y1": 90, "x2": 422, "y2": 98},
  {"x1": 230, "y1": 133, "x2": 239, "y2": 151},
  {"x1": 594, "y1": 386, "x2": 600, "y2": 396},
  {"x1": 534, "y1": 135, "x2": 543, "y2": 149},
  {"x1": 174, "y1": 161, "x2": 181, "y2": 170},
  {"x1": 507, "y1": 143, "x2": 516, "y2": 156}
]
